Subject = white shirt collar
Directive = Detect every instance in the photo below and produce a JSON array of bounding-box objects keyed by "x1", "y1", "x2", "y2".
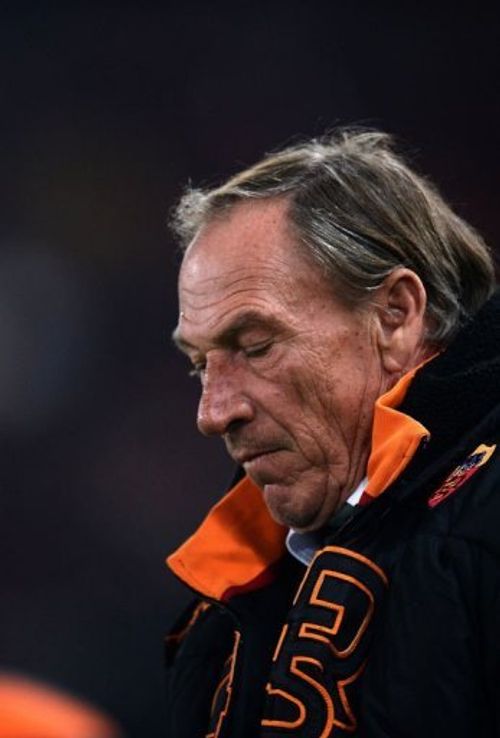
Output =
[{"x1": 286, "y1": 476, "x2": 368, "y2": 566}]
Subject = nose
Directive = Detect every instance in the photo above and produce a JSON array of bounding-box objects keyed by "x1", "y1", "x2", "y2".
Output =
[{"x1": 196, "y1": 352, "x2": 254, "y2": 436}]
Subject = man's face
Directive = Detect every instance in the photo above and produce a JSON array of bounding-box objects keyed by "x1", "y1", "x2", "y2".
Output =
[{"x1": 175, "y1": 198, "x2": 392, "y2": 531}]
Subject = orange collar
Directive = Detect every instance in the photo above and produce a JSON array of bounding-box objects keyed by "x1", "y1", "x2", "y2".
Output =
[
  {"x1": 364, "y1": 364, "x2": 430, "y2": 502},
  {"x1": 167, "y1": 366, "x2": 431, "y2": 600},
  {"x1": 167, "y1": 475, "x2": 286, "y2": 602}
]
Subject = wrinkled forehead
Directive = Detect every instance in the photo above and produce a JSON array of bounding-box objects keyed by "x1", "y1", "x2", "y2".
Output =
[{"x1": 177, "y1": 244, "x2": 300, "y2": 338}]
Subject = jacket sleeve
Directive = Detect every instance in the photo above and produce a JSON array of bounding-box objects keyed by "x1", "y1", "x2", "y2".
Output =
[{"x1": 359, "y1": 533, "x2": 500, "y2": 737}]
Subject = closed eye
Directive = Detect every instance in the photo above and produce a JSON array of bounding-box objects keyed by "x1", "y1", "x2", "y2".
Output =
[
  {"x1": 187, "y1": 340, "x2": 273, "y2": 378},
  {"x1": 242, "y1": 341, "x2": 273, "y2": 358}
]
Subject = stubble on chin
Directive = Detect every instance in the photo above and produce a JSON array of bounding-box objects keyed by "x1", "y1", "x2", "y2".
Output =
[{"x1": 261, "y1": 475, "x2": 337, "y2": 532}]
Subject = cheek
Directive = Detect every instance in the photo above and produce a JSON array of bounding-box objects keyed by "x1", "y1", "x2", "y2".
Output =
[
  {"x1": 284, "y1": 350, "x2": 377, "y2": 443},
  {"x1": 283, "y1": 355, "x2": 343, "y2": 423},
  {"x1": 265, "y1": 366, "x2": 344, "y2": 461}
]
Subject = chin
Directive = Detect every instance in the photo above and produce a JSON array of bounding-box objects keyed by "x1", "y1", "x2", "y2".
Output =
[{"x1": 262, "y1": 481, "x2": 332, "y2": 532}]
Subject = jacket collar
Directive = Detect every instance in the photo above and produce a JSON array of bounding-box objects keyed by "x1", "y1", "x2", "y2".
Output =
[{"x1": 167, "y1": 475, "x2": 286, "y2": 602}]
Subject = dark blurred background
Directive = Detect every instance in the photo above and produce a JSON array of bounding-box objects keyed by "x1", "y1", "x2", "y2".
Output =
[{"x1": 0, "y1": 3, "x2": 499, "y2": 735}]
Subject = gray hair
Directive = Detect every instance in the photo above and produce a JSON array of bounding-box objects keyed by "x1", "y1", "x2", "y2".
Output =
[{"x1": 171, "y1": 128, "x2": 496, "y2": 346}]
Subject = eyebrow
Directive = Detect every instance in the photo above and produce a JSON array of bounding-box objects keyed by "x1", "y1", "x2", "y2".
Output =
[{"x1": 171, "y1": 309, "x2": 286, "y2": 352}]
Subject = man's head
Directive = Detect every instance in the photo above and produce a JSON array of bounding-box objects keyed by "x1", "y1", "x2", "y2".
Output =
[{"x1": 172, "y1": 129, "x2": 495, "y2": 531}]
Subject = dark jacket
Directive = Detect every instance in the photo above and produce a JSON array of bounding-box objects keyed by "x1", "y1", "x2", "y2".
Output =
[{"x1": 166, "y1": 291, "x2": 500, "y2": 737}]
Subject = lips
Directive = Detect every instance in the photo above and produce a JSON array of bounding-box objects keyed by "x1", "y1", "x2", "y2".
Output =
[{"x1": 232, "y1": 448, "x2": 280, "y2": 466}]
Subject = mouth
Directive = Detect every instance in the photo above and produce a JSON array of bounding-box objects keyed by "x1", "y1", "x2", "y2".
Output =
[
  {"x1": 242, "y1": 449, "x2": 292, "y2": 488},
  {"x1": 232, "y1": 448, "x2": 281, "y2": 467}
]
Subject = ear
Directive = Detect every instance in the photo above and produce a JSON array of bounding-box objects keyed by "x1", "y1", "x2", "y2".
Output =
[{"x1": 374, "y1": 268, "x2": 429, "y2": 376}]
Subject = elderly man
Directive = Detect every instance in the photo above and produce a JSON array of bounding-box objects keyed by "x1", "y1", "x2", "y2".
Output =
[{"x1": 165, "y1": 130, "x2": 499, "y2": 737}]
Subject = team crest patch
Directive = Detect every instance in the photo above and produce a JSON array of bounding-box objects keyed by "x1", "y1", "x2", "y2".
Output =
[{"x1": 428, "y1": 443, "x2": 497, "y2": 508}]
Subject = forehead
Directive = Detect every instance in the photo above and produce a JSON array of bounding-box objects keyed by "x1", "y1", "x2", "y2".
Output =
[
  {"x1": 175, "y1": 198, "x2": 340, "y2": 345},
  {"x1": 179, "y1": 198, "x2": 319, "y2": 297},
  {"x1": 180, "y1": 197, "x2": 297, "y2": 278}
]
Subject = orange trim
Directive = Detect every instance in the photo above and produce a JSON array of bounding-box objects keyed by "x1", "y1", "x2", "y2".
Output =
[
  {"x1": 205, "y1": 631, "x2": 241, "y2": 738},
  {"x1": 366, "y1": 360, "x2": 433, "y2": 499},
  {"x1": 261, "y1": 682, "x2": 306, "y2": 729},
  {"x1": 209, "y1": 668, "x2": 230, "y2": 720},
  {"x1": 299, "y1": 572, "x2": 376, "y2": 657},
  {"x1": 165, "y1": 601, "x2": 210, "y2": 648},
  {"x1": 290, "y1": 656, "x2": 334, "y2": 738},
  {"x1": 295, "y1": 547, "x2": 387, "y2": 659},
  {"x1": 309, "y1": 546, "x2": 389, "y2": 586},
  {"x1": 272, "y1": 624, "x2": 290, "y2": 663},
  {"x1": 337, "y1": 662, "x2": 366, "y2": 732},
  {"x1": 167, "y1": 476, "x2": 286, "y2": 601},
  {"x1": 292, "y1": 557, "x2": 315, "y2": 606}
]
